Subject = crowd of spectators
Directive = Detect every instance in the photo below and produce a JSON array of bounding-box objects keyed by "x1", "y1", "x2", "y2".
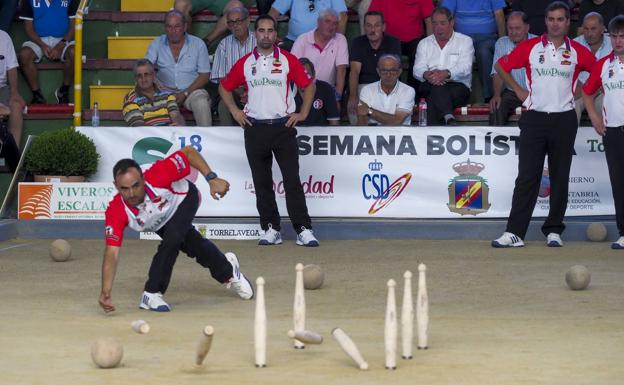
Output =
[{"x1": 1, "y1": 0, "x2": 624, "y2": 140}]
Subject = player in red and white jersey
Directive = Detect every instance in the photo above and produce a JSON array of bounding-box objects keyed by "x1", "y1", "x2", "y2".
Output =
[
  {"x1": 219, "y1": 14, "x2": 320, "y2": 247},
  {"x1": 492, "y1": 1, "x2": 596, "y2": 248},
  {"x1": 582, "y1": 15, "x2": 624, "y2": 249},
  {"x1": 99, "y1": 146, "x2": 254, "y2": 313}
]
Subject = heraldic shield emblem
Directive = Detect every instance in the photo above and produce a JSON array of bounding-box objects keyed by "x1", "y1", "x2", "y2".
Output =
[{"x1": 447, "y1": 159, "x2": 491, "y2": 215}]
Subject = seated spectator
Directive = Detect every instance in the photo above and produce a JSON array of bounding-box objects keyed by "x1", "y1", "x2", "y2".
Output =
[
  {"x1": 489, "y1": 11, "x2": 536, "y2": 126},
  {"x1": 442, "y1": 0, "x2": 506, "y2": 102},
  {"x1": 122, "y1": 59, "x2": 185, "y2": 127},
  {"x1": 18, "y1": 0, "x2": 79, "y2": 104},
  {"x1": 210, "y1": 6, "x2": 256, "y2": 126},
  {"x1": 368, "y1": 0, "x2": 435, "y2": 92},
  {"x1": 574, "y1": 12, "x2": 612, "y2": 122},
  {"x1": 0, "y1": 30, "x2": 25, "y2": 146},
  {"x1": 512, "y1": 0, "x2": 560, "y2": 35},
  {"x1": 357, "y1": 54, "x2": 415, "y2": 126},
  {"x1": 173, "y1": 0, "x2": 250, "y2": 45},
  {"x1": 413, "y1": 7, "x2": 474, "y2": 126},
  {"x1": 295, "y1": 58, "x2": 340, "y2": 126},
  {"x1": 146, "y1": 10, "x2": 212, "y2": 126},
  {"x1": 291, "y1": 9, "x2": 349, "y2": 105},
  {"x1": 345, "y1": 0, "x2": 372, "y2": 34},
  {"x1": 347, "y1": 10, "x2": 401, "y2": 124},
  {"x1": 269, "y1": 0, "x2": 348, "y2": 51},
  {"x1": 0, "y1": 0, "x2": 19, "y2": 32},
  {"x1": 577, "y1": 0, "x2": 624, "y2": 36}
]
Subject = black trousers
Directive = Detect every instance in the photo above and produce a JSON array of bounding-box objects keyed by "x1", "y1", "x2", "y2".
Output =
[
  {"x1": 145, "y1": 183, "x2": 233, "y2": 294},
  {"x1": 506, "y1": 110, "x2": 578, "y2": 238},
  {"x1": 402, "y1": 38, "x2": 421, "y2": 94},
  {"x1": 244, "y1": 122, "x2": 312, "y2": 233},
  {"x1": 419, "y1": 82, "x2": 470, "y2": 125},
  {"x1": 604, "y1": 126, "x2": 624, "y2": 236},
  {"x1": 489, "y1": 89, "x2": 523, "y2": 126}
]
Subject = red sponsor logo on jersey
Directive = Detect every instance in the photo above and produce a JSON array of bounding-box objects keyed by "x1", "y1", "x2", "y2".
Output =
[
  {"x1": 562, "y1": 50, "x2": 571, "y2": 59},
  {"x1": 561, "y1": 60, "x2": 571, "y2": 65},
  {"x1": 271, "y1": 69, "x2": 282, "y2": 74}
]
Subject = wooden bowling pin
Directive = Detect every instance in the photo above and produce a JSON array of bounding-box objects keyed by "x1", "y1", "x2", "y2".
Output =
[
  {"x1": 401, "y1": 270, "x2": 414, "y2": 359},
  {"x1": 195, "y1": 325, "x2": 214, "y2": 366},
  {"x1": 417, "y1": 264, "x2": 429, "y2": 350},
  {"x1": 332, "y1": 328, "x2": 368, "y2": 370},
  {"x1": 254, "y1": 277, "x2": 267, "y2": 367},
  {"x1": 293, "y1": 263, "x2": 306, "y2": 349},
  {"x1": 385, "y1": 279, "x2": 397, "y2": 369},
  {"x1": 287, "y1": 329, "x2": 323, "y2": 344}
]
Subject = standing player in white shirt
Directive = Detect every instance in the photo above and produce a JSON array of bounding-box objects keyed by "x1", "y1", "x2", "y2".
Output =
[
  {"x1": 492, "y1": 1, "x2": 596, "y2": 248},
  {"x1": 582, "y1": 15, "x2": 624, "y2": 249}
]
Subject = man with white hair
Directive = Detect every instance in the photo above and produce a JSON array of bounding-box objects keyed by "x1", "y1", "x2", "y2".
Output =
[
  {"x1": 291, "y1": 8, "x2": 349, "y2": 105},
  {"x1": 573, "y1": 12, "x2": 612, "y2": 122},
  {"x1": 357, "y1": 54, "x2": 415, "y2": 125}
]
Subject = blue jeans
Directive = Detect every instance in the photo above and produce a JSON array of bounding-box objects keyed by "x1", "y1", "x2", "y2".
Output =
[
  {"x1": 0, "y1": 0, "x2": 19, "y2": 32},
  {"x1": 469, "y1": 33, "x2": 497, "y2": 101}
]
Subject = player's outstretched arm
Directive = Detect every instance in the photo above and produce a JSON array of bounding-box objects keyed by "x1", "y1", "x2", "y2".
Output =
[
  {"x1": 99, "y1": 245, "x2": 120, "y2": 313},
  {"x1": 180, "y1": 146, "x2": 230, "y2": 199}
]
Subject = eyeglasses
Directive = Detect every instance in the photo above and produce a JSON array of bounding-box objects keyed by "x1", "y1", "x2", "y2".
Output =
[
  {"x1": 227, "y1": 17, "x2": 248, "y2": 26},
  {"x1": 378, "y1": 68, "x2": 400, "y2": 75},
  {"x1": 308, "y1": 0, "x2": 315, "y2": 12}
]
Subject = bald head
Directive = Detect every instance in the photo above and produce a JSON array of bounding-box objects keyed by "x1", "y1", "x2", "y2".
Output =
[{"x1": 582, "y1": 11, "x2": 605, "y2": 46}]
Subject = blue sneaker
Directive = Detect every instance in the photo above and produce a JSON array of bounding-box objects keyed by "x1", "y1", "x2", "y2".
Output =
[
  {"x1": 258, "y1": 224, "x2": 282, "y2": 246},
  {"x1": 611, "y1": 236, "x2": 624, "y2": 249},
  {"x1": 139, "y1": 291, "x2": 171, "y2": 312}
]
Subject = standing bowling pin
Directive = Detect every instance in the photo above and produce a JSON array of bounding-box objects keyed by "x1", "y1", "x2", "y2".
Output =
[
  {"x1": 417, "y1": 264, "x2": 429, "y2": 350},
  {"x1": 385, "y1": 279, "x2": 397, "y2": 369},
  {"x1": 293, "y1": 263, "x2": 306, "y2": 349},
  {"x1": 195, "y1": 325, "x2": 214, "y2": 366},
  {"x1": 401, "y1": 270, "x2": 414, "y2": 359},
  {"x1": 331, "y1": 328, "x2": 369, "y2": 370},
  {"x1": 255, "y1": 277, "x2": 267, "y2": 367}
]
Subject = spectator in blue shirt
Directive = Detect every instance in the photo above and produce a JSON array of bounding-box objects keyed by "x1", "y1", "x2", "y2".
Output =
[
  {"x1": 442, "y1": 0, "x2": 507, "y2": 102},
  {"x1": 146, "y1": 10, "x2": 212, "y2": 126},
  {"x1": 269, "y1": 0, "x2": 348, "y2": 51},
  {"x1": 18, "y1": 0, "x2": 80, "y2": 104}
]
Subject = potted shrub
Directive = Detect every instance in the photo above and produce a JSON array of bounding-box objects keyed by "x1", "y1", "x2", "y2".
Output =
[{"x1": 25, "y1": 127, "x2": 100, "y2": 182}]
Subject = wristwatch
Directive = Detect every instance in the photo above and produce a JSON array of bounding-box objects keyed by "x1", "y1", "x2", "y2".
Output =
[
  {"x1": 60, "y1": 39, "x2": 67, "y2": 45},
  {"x1": 205, "y1": 171, "x2": 218, "y2": 182}
]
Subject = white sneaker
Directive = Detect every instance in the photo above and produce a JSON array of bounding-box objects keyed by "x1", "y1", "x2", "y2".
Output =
[
  {"x1": 611, "y1": 236, "x2": 624, "y2": 249},
  {"x1": 139, "y1": 291, "x2": 171, "y2": 312},
  {"x1": 224, "y1": 252, "x2": 254, "y2": 300},
  {"x1": 546, "y1": 233, "x2": 563, "y2": 247},
  {"x1": 296, "y1": 227, "x2": 319, "y2": 247},
  {"x1": 258, "y1": 224, "x2": 282, "y2": 246},
  {"x1": 491, "y1": 232, "x2": 524, "y2": 248}
]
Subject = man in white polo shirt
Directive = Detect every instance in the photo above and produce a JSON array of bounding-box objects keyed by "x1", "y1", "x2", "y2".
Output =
[
  {"x1": 492, "y1": 1, "x2": 595, "y2": 248},
  {"x1": 582, "y1": 15, "x2": 624, "y2": 249},
  {"x1": 357, "y1": 54, "x2": 415, "y2": 125},
  {"x1": 219, "y1": 15, "x2": 320, "y2": 247}
]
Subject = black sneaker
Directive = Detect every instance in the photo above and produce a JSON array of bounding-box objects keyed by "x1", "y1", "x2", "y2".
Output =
[
  {"x1": 55, "y1": 86, "x2": 69, "y2": 104},
  {"x1": 30, "y1": 90, "x2": 46, "y2": 104}
]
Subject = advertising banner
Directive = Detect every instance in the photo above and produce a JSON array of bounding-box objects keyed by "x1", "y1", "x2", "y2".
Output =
[
  {"x1": 76, "y1": 126, "x2": 613, "y2": 218},
  {"x1": 18, "y1": 183, "x2": 115, "y2": 219}
]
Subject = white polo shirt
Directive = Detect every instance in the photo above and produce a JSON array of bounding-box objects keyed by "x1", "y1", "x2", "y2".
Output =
[
  {"x1": 498, "y1": 35, "x2": 596, "y2": 112},
  {"x1": 0, "y1": 30, "x2": 18, "y2": 88},
  {"x1": 413, "y1": 31, "x2": 475, "y2": 89},
  {"x1": 359, "y1": 80, "x2": 416, "y2": 125},
  {"x1": 221, "y1": 46, "x2": 312, "y2": 120},
  {"x1": 583, "y1": 52, "x2": 624, "y2": 127}
]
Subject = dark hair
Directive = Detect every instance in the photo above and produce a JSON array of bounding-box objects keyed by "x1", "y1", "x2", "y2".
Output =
[
  {"x1": 255, "y1": 14, "x2": 277, "y2": 31},
  {"x1": 364, "y1": 10, "x2": 384, "y2": 24},
  {"x1": 507, "y1": 11, "x2": 529, "y2": 25},
  {"x1": 432, "y1": 6, "x2": 453, "y2": 22},
  {"x1": 545, "y1": 1, "x2": 570, "y2": 20},
  {"x1": 608, "y1": 14, "x2": 624, "y2": 34},
  {"x1": 113, "y1": 158, "x2": 142, "y2": 179},
  {"x1": 299, "y1": 57, "x2": 316, "y2": 77}
]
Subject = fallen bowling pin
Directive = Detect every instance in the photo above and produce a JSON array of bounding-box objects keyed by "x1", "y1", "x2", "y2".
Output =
[
  {"x1": 331, "y1": 328, "x2": 368, "y2": 370},
  {"x1": 195, "y1": 325, "x2": 214, "y2": 366},
  {"x1": 287, "y1": 329, "x2": 323, "y2": 344}
]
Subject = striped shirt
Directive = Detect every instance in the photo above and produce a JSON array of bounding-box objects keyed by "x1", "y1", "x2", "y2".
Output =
[
  {"x1": 122, "y1": 86, "x2": 179, "y2": 126},
  {"x1": 210, "y1": 32, "x2": 256, "y2": 81},
  {"x1": 491, "y1": 34, "x2": 537, "y2": 90}
]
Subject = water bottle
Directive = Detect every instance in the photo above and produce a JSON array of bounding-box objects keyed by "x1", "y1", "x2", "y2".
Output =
[
  {"x1": 418, "y1": 98, "x2": 427, "y2": 127},
  {"x1": 92, "y1": 102, "x2": 100, "y2": 127}
]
